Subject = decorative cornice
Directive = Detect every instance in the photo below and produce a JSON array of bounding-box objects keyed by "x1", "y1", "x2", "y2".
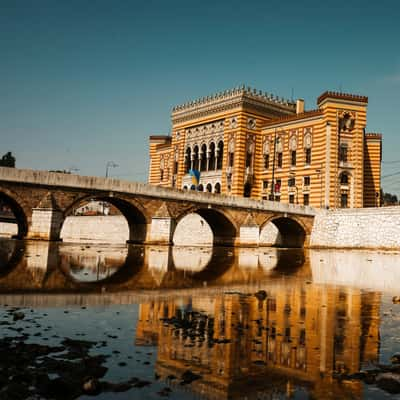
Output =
[
  {"x1": 317, "y1": 91, "x2": 368, "y2": 105},
  {"x1": 365, "y1": 132, "x2": 382, "y2": 139},
  {"x1": 171, "y1": 86, "x2": 296, "y2": 124},
  {"x1": 149, "y1": 135, "x2": 172, "y2": 146}
]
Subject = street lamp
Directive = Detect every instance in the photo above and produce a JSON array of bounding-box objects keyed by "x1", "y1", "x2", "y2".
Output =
[
  {"x1": 104, "y1": 161, "x2": 118, "y2": 215},
  {"x1": 105, "y1": 161, "x2": 118, "y2": 178}
]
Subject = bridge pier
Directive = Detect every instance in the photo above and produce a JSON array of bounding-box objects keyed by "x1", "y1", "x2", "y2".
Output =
[
  {"x1": 27, "y1": 208, "x2": 63, "y2": 241},
  {"x1": 26, "y1": 193, "x2": 63, "y2": 241},
  {"x1": 147, "y1": 203, "x2": 175, "y2": 245},
  {"x1": 239, "y1": 214, "x2": 260, "y2": 247}
]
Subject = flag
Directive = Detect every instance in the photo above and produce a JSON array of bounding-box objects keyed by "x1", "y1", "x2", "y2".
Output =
[{"x1": 189, "y1": 169, "x2": 201, "y2": 186}]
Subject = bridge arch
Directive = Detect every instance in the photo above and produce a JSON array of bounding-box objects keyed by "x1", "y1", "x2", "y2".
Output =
[
  {"x1": 173, "y1": 207, "x2": 238, "y2": 246},
  {"x1": 0, "y1": 189, "x2": 29, "y2": 239},
  {"x1": 63, "y1": 195, "x2": 149, "y2": 243},
  {"x1": 260, "y1": 215, "x2": 307, "y2": 248}
]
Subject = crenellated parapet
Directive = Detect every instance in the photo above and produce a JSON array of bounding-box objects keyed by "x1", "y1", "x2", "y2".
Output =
[
  {"x1": 171, "y1": 85, "x2": 296, "y2": 124},
  {"x1": 317, "y1": 91, "x2": 368, "y2": 105}
]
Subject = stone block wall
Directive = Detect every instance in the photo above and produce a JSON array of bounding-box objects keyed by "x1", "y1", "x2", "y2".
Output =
[
  {"x1": 173, "y1": 214, "x2": 213, "y2": 245},
  {"x1": 60, "y1": 216, "x2": 129, "y2": 243},
  {"x1": 0, "y1": 222, "x2": 18, "y2": 237},
  {"x1": 310, "y1": 207, "x2": 400, "y2": 249}
]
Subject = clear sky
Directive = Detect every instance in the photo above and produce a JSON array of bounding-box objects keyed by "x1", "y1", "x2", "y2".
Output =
[{"x1": 1, "y1": 0, "x2": 399, "y2": 193}]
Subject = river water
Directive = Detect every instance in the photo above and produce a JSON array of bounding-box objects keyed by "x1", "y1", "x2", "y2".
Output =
[{"x1": 1, "y1": 238, "x2": 400, "y2": 399}]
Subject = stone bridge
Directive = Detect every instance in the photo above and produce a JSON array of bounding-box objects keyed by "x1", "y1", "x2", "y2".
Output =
[{"x1": 0, "y1": 167, "x2": 316, "y2": 247}]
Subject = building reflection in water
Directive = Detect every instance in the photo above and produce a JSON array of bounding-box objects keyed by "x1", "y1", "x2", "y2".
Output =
[{"x1": 136, "y1": 286, "x2": 380, "y2": 399}]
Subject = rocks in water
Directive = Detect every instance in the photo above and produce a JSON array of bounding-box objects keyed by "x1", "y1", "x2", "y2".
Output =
[
  {"x1": 12, "y1": 311, "x2": 25, "y2": 321},
  {"x1": 391, "y1": 353, "x2": 400, "y2": 364},
  {"x1": 376, "y1": 373, "x2": 400, "y2": 394},
  {"x1": 254, "y1": 290, "x2": 267, "y2": 301},
  {"x1": 157, "y1": 386, "x2": 172, "y2": 397},
  {"x1": 393, "y1": 296, "x2": 400, "y2": 304},
  {"x1": 180, "y1": 370, "x2": 201, "y2": 385},
  {"x1": 82, "y1": 377, "x2": 101, "y2": 395}
]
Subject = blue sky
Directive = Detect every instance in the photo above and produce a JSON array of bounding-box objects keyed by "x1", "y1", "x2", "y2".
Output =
[{"x1": 1, "y1": 0, "x2": 399, "y2": 193}]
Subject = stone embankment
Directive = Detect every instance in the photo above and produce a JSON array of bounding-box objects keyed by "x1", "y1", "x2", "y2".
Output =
[
  {"x1": 310, "y1": 207, "x2": 400, "y2": 250},
  {"x1": 1, "y1": 207, "x2": 400, "y2": 249}
]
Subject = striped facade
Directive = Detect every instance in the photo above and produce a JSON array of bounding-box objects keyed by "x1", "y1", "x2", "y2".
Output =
[{"x1": 148, "y1": 87, "x2": 382, "y2": 208}]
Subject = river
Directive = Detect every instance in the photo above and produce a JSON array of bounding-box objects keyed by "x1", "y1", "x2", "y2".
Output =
[{"x1": 1, "y1": 238, "x2": 400, "y2": 399}]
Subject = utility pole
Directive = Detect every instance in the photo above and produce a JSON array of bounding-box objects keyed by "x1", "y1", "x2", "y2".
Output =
[{"x1": 270, "y1": 129, "x2": 277, "y2": 201}]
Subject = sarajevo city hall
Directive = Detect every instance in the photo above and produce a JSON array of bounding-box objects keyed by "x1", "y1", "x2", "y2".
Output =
[{"x1": 148, "y1": 86, "x2": 382, "y2": 208}]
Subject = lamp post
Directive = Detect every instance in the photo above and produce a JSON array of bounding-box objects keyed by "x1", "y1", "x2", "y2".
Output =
[
  {"x1": 104, "y1": 161, "x2": 118, "y2": 215},
  {"x1": 105, "y1": 161, "x2": 118, "y2": 178}
]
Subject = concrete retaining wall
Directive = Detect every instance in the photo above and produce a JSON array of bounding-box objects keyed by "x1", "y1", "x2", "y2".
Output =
[
  {"x1": 0, "y1": 222, "x2": 18, "y2": 237},
  {"x1": 310, "y1": 207, "x2": 400, "y2": 249},
  {"x1": 173, "y1": 214, "x2": 213, "y2": 245},
  {"x1": 60, "y1": 216, "x2": 129, "y2": 243}
]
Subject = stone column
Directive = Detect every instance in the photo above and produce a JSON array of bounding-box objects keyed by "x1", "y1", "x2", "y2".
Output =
[
  {"x1": 148, "y1": 202, "x2": 175, "y2": 245},
  {"x1": 239, "y1": 213, "x2": 260, "y2": 247},
  {"x1": 27, "y1": 192, "x2": 63, "y2": 241}
]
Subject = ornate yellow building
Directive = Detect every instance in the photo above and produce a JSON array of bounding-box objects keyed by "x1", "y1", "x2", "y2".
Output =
[{"x1": 148, "y1": 87, "x2": 382, "y2": 208}]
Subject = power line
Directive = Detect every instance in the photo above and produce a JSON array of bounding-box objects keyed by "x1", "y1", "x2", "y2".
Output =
[
  {"x1": 381, "y1": 171, "x2": 400, "y2": 180},
  {"x1": 382, "y1": 160, "x2": 400, "y2": 164}
]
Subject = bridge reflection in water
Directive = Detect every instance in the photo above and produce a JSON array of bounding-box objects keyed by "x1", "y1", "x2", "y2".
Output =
[{"x1": 0, "y1": 239, "x2": 308, "y2": 292}]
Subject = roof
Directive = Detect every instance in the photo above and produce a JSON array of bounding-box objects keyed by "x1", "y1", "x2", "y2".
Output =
[
  {"x1": 317, "y1": 91, "x2": 368, "y2": 104},
  {"x1": 262, "y1": 109, "x2": 323, "y2": 128}
]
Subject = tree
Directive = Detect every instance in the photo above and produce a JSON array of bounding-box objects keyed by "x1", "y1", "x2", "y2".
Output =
[
  {"x1": 381, "y1": 189, "x2": 398, "y2": 206},
  {"x1": 0, "y1": 152, "x2": 16, "y2": 167}
]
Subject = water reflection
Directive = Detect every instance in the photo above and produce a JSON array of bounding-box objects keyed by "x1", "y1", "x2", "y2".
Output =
[
  {"x1": 59, "y1": 244, "x2": 128, "y2": 282},
  {"x1": 0, "y1": 240, "x2": 307, "y2": 292},
  {"x1": 136, "y1": 286, "x2": 381, "y2": 399},
  {"x1": 1, "y1": 238, "x2": 400, "y2": 399}
]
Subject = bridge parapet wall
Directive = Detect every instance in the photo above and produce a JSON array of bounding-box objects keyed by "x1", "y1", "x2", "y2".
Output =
[
  {"x1": 0, "y1": 167, "x2": 316, "y2": 217},
  {"x1": 310, "y1": 207, "x2": 400, "y2": 250}
]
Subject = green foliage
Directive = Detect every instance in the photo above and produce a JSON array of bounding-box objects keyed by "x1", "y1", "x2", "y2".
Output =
[
  {"x1": 381, "y1": 189, "x2": 398, "y2": 205},
  {"x1": 0, "y1": 152, "x2": 15, "y2": 167}
]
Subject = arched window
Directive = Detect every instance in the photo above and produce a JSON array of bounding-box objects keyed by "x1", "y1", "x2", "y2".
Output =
[
  {"x1": 206, "y1": 183, "x2": 212, "y2": 192},
  {"x1": 208, "y1": 142, "x2": 216, "y2": 170},
  {"x1": 214, "y1": 182, "x2": 221, "y2": 194},
  {"x1": 228, "y1": 139, "x2": 235, "y2": 168},
  {"x1": 160, "y1": 157, "x2": 165, "y2": 181},
  {"x1": 185, "y1": 147, "x2": 191, "y2": 173},
  {"x1": 193, "y1": 145, "x2": 199, "y2": 171},
  {"x1": 304, "y1": 131, "x2": 312, "y2": 166},
  {"x1": 263, "y1": 140, "x2": 270, "y2": 170},
  {"x1": 200, "y1": 144, "x2": 207, "y2": 171},
  {"x1": 277, "y1": 152, "x2": 283, "y2": 168},
  {"x1": 275, "y1": 136, "x2": 283, "y2": 169},
  {"x1": 340, "y1": 172, "x2": 349, "y2": 185},
  {"x1": 305, "y1": 148, "x2": 311, "y2": 165},
  {"x1": 198, "y1": 184, "x2": 204, "y2": 191},
  {"x1": 216, "y1": 141, "x2": 224, "y2": 170},
  {"x1": 183, "y1": 185, "x2": 188, "y2": 190}
]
